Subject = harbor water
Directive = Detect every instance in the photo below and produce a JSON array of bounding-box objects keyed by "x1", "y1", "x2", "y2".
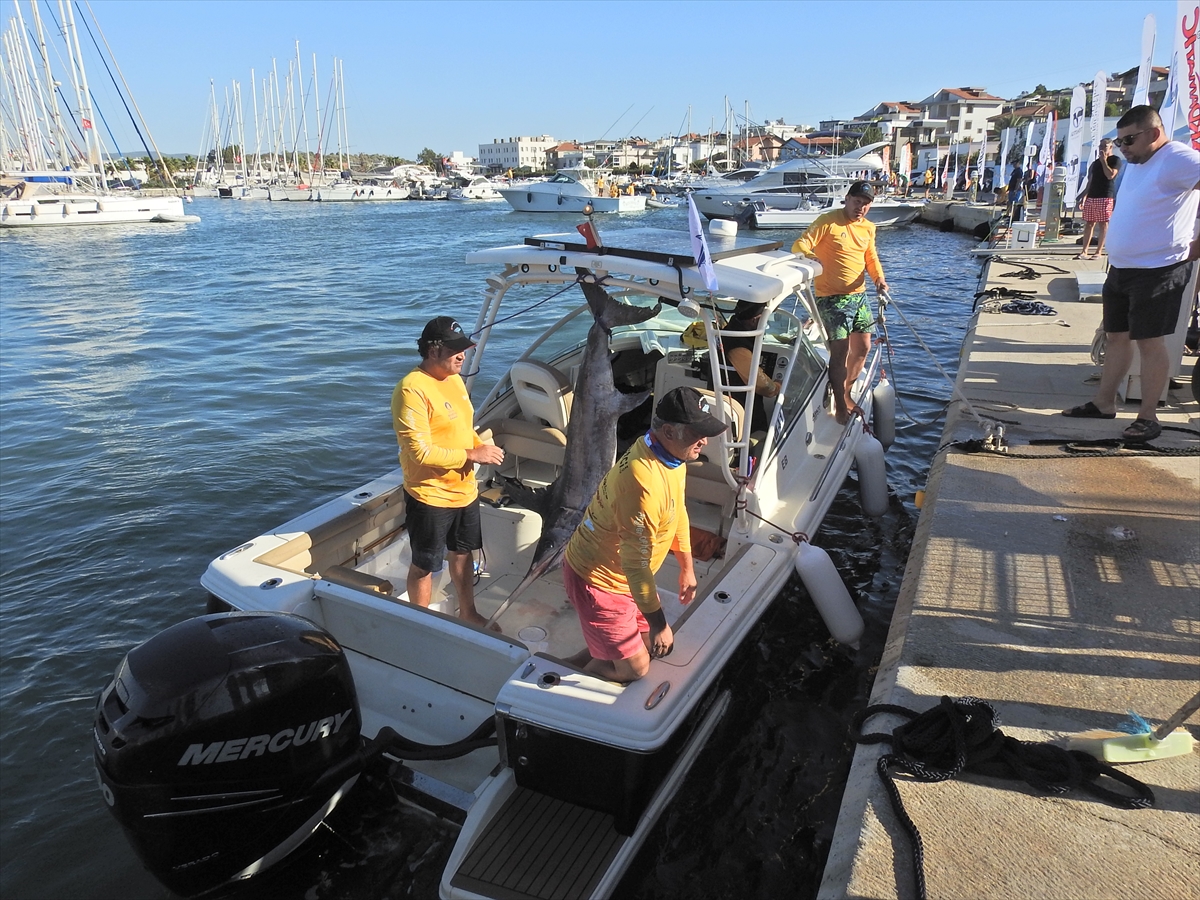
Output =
[{"x1": 0, "y1": 200, "x2": 978, "y2": 899}]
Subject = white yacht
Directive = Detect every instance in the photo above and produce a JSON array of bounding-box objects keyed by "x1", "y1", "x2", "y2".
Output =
[
  {"x1": 95, "y1": 227, "x2": 891, "y2": 900},
  {"x1": 688, "y1": 145, "x2": 888, "y2": 221},
  {"x1": 500, "y1": 167, "x2": 647, "y2": 213},
  {"x1": 750, "y1": 196, "x2": 925, "y2": 230}
]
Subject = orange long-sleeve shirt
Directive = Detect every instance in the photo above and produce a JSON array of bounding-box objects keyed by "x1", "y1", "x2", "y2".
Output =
[
  {"x1": 564, "y1": 437, "x2": 691, "y2": 614},
  {"x1": 791, "y1": 209, "x2": 884, "y2": 296},
  {"x1": 392, "y1": 369, "x2": 482, "y2": 507}
]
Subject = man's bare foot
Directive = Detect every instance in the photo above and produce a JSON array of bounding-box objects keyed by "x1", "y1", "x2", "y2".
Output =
[{"x1": 460, "y1": 609, "x2": 501, "y2": 632}]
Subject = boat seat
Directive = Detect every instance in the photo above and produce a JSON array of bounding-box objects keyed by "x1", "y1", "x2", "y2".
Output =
[
  {"x1": 695, "y1": 388, "x2": 744, "y2": 455},
  {"x1": 477, "y1": 418, "x2": 567, "y2": 468},
  {"x1": 510, "y1": 360, "x2": 573, "y2": 431}
]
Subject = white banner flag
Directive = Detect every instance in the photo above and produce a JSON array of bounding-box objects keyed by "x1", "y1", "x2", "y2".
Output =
[
  {"x1": 1064, "y1": 86, "x2": 1087, "y2": 208},
  {"x1": 1089, "y1": 70, "x2": 1107, "y2": 164},
  {"x1": 687, "y1": 194, "x2": 719, "y2": 292},
  {"x1": 1178, "y1": 0, "x2": 1200, "y2": 148},
  {"x1": 1132, "y1": 14, "x2": 1156, "y2": 107},
  {"x1": 1162, "y1": 1, "x2": 1199, "y2": 140},
  {"x1": 998, "y1": 128, "x2": 1012, "y2": 190}
]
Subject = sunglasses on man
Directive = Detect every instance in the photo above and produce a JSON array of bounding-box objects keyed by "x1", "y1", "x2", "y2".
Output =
[{"x1": 1113, "y1": 130, "x2": 1151, "y2": 148}]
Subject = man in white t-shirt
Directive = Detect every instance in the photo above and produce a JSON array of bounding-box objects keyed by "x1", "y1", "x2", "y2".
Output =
[{"x1": 1062, "y1": 106, "x2": 1200, "y2": 443}]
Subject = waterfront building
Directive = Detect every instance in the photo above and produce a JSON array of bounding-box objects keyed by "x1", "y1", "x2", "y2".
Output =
[{"x1": 477, "y1": 135, "x2": 556, "y2": 174}]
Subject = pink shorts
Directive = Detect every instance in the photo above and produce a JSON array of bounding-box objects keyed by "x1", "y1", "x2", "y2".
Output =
[
  {"x1": 563, "y1": 562, "x2": 649, "y2": 661},
  {"x1": 1082, "y1": 197, "x2": 1113, "y2": 223}
]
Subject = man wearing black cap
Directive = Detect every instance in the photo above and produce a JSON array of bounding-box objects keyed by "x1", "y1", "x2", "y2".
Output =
[
  {"x1": 791, "y1": 180, "x2": 889, "y2": 425},
  {"x1": 561, "y1": 387, "x2": 728, "y2": 683},
  {"x1": 392, "y1": 316, "x2": 504, "y2": 627}
]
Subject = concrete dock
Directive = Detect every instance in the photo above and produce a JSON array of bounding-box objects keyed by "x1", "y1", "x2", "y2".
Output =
[{"x1": 819, "y1": 252, "x2": 1200, "y2": 899}]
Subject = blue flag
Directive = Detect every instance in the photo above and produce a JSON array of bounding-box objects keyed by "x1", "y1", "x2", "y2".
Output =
[{"x1": 687, "y1": 194, "x2": 719, "y2": 292}]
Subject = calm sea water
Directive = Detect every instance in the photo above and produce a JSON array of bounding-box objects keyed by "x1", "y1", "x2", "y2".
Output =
[{"x1": 0, "y1": 199, "x2": 978, "y2": 900}]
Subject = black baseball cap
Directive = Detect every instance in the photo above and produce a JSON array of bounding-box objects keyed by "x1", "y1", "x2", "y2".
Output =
[
  {"x1": 419, "y1": 316, "x2": 475, "y2": 352},
  {"x1": 847, "y1": 180, "x2": 875, "y2": 201},
  {"x1": 656, "y1": 387, "x2": 728, "y2": 437}
]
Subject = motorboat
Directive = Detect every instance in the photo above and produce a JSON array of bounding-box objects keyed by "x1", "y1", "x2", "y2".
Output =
[
  {"x1": 449, "y1": 176, "x2": 507, "y2": 201},
  {"x1": 499, "y1": 167, "x2": 647, "y2": 213},
  {"x1": 94, "y1": 225, "x2": 891, "y2": 899},
  {"x1": 688, "y1": 145, "x2": 887, "y2": 221},
  {"x1": 750, "y1": 197, "x2": 925, "y2": 230}
]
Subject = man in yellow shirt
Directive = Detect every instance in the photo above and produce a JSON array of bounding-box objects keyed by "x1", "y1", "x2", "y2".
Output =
[
  {"x1": 562, "y1": 387, "x2": 727, "y2": 683},
  {"x1": 791, "y1": 181, "x2": 889, "y2": 425},
  {"x1": 392, "y1": 316, "x2": 504, "y2": 627}
]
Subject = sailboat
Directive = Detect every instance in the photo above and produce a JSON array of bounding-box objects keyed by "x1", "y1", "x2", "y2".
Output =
[{"x1": 0, "y1": 1, "x2": 194, "y2": 228}]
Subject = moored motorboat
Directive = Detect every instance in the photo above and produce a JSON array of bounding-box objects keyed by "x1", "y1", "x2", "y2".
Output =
[
  {"x1": 95, "y1": 224, "x2": 890, "y2": 898},
  {"x1": 499, "y1": 167, "x2": 647, "y2": 213},
  {"x1": 751, "y1": 197, "x2": 925, "y2": 230}
]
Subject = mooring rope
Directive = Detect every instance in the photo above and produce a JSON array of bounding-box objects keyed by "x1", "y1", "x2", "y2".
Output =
[{"x1": 852, "y1": 696, "x2": 1156, "y2": 900}]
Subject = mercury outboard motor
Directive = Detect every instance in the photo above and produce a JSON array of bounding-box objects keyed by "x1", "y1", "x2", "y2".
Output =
[{"x1": 93, "y1": 612, "x2": 362, "y2": 897}]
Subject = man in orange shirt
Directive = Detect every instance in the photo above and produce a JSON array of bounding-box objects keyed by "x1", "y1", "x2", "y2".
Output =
[
  {"x1": 392, "y1": 316, "x2": 504, "y2": 626},
  {"x1": 791, "y1": 181, "x2": 889, "y2": 424}
]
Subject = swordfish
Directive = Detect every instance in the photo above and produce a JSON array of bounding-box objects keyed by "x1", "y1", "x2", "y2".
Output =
[{"x1": 488, "y1": 273, "x2": 661, "y2": 625}]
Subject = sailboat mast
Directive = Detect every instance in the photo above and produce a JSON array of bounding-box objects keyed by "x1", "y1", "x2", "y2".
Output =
[
  {"x1": 62, "y1": 0, "x2": 103, "y2": 184},
  {"x1": 28, "y1": 0, "x2": 69, "y2": 169},
  {"x1": 295, "y1": 41, "x2": 311, "y2": 179},
  {"x1": 250, "y1": 66, "x2": 261, "y2": 178},
  {"x1": 311, "y1": 51, "x2": 321, "y2": 183},
  {"x1": 338, "y1": 58, "x2": 350, "y2": 172}
]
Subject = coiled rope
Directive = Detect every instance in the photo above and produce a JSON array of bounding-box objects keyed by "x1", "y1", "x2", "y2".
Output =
[{"x1": 852, "y1": 696, "x2": 1156, "y2": 900}]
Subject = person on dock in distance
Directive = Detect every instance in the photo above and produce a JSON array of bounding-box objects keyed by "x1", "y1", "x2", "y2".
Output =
[
  {"x1": 561, "y1": 388, "x2": 727, "y2": 683},
  {"x1": 1062, "y1": 106, "x2": 1200, "y2": 443},
  {"x1": 790, "y1": 180, "x2": 889, "y2": 425},
  {"x1": 392, "y1": 316, "x2": 504, "y2": 626},
  {"x1": 1075, "y1": 138, "x2": 1120, "y2": 260}
]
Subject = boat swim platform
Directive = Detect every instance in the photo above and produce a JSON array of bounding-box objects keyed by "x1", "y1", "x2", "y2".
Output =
[{"x1": 820, "y1": 253, "x2": 1200, "y2": 899}]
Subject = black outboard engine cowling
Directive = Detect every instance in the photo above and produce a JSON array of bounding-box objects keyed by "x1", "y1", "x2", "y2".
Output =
[{"x1": 94, "y1": 612, "x2": 362, "y2": 897}]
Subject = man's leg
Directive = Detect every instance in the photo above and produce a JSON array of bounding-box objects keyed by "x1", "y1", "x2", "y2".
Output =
[
  {"x1": 826, "y1": 337, "x2": 851, "y2": 424},
  {"x1": 1093, "y1": 221, "x2": 1110, "y2": 257},
  {"x1": 1133, "y1": 335, "x2": 1169, "y2": 422},
  {"x1": 1090, "y1": 330, "x2": 1133, "y2": 414},
  {"x1": 844, "y1": 331, "x2": 872, "y2": 416},
  {"x1": 584, "y1": 647, "x2": 650, "y2": 683},
  {"x1": 407, "y1": 565, "x2": 434, "y2": 607},
  {"x1": 1077, "y1": 221, "x2": 1096, "y2": 256},
  {"x1": 447, "y1": 550, "x2": 488, "y2": 626}
]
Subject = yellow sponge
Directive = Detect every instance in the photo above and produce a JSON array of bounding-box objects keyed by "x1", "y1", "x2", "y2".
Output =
[{"x1": 1067, "y1": 728, "x2": 1196, "y2": 763}]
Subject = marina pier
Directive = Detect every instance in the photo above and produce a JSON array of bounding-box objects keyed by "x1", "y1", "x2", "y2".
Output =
[{"x1": 819, "y1": 253, "x2": 1200, "y2": 898}]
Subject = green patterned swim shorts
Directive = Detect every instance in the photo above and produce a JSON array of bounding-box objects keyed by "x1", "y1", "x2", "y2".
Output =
[{"x1": 816, "y1": 292, "x2": 874, "y2": 340}]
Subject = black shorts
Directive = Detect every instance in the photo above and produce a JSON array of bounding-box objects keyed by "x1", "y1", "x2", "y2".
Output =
[
  {"x1": 404, "y1": 490, "x2": 482, "y2": 573},
  {"x1": 1102, "y1": 261, "x2": 1194, "y2": 340}
]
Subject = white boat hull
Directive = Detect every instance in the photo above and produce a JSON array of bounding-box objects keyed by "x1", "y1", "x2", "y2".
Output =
[
  {"x1": 499, "y1": 188, "x2": 646, "y2": 213},
  {"x1": 0, "y1": 193, "x2": 189, "y2": 228},
  {"x1": 753, "y1": 200, "x2": 924, "y2": 229}
]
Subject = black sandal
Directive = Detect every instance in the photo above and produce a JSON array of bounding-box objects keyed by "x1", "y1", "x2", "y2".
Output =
[{"x1": 1062, "y1": 401, "x2": 1115, "y2": 419}]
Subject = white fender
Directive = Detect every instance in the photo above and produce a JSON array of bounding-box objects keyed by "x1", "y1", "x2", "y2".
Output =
[
  {"x1": 793, "y1": 542, "x2": 864, "y2": 648},
  {"x1": 855, "y1": 433, "x2": 889, "y2": 517},
  {"x1": 871, "y1": 375, "x2": 896, "y2": 449}
]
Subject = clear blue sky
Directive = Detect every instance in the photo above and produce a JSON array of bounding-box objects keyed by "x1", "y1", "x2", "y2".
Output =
[{"x1": 65, "y1": 1, "x2": 1180, "y2": 158}]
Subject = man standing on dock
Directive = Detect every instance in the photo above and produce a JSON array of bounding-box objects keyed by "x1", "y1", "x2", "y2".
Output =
[
  {"x1": 791, "y1": 181, "x2": 889, "y2": 425},
  {"x1": 1062, "y1": 106, "x2": 1200, "y2": 443},
  {"x1": 393, "y1": 316, "x2": 504, "y2": 625}
]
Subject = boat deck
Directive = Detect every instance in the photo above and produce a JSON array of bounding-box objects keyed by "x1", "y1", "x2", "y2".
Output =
[{"x1": 449, "y1": 787, "x2": 625, "y2": 900}]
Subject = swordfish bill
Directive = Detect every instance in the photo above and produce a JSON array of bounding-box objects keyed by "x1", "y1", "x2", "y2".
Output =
[{"x1": 488, "y1": 274, "x2": 661, "y2": 625}]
